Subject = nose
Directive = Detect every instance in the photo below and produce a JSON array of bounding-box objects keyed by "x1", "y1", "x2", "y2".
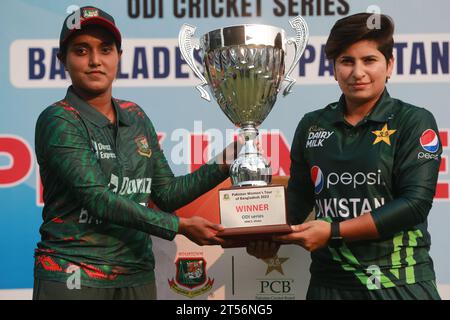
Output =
[
  {"x1": 352, "y1": 60, "x2": 366, "y2": 80},
  {"x1": 89, "y1": 50, "x2": 101, "y2": 67}
]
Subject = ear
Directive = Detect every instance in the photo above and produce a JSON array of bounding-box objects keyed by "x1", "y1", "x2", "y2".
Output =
[
  {"x1": 387, "y1": 56, "x2": 394, "y2": 79},
  {"x1": 116, "y1": 49, "x2": 123, "y2": 70}
]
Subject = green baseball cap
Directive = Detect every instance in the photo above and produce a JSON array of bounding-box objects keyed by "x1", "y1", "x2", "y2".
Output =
[{"x1": 59, "y1": 6, "x2": 122, "y2": 52}]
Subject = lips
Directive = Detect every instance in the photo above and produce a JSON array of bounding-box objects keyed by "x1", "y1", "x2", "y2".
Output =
[
  {"x1": 86, "y1": 70, "x2": 106, "y2": 75},
  {"x1": 350, "y1": 82, "x2": 370, "y2": 89}
]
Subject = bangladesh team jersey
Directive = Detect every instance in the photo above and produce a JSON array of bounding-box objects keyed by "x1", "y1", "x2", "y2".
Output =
[
  {"x1": 34, "y1": 86, "x2": 228, "y2": 288},
  {"x1": 288, "y1": 90, "x2": 442, "y2": 290}
]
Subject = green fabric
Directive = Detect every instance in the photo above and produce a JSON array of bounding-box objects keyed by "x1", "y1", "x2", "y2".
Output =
[
  {"x1": 288, "y1": 90, "x2": 441, "y2": 290},
  {"x1": 33, "y1": 278, "x2": 157, "y2": 300},
  {"x1": 34, "y1": 86, "x2": 228, "y2": 288},
  {"x1": 306, "y1": 280, "x2": 441, "y2": 300}
]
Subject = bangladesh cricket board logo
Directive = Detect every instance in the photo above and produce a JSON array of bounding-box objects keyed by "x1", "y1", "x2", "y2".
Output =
[
  {"x1": 135, "y1": 135, "x2": 152, "y2": 158},
  {"x1": 168, "y1": 258, "x2": 214, "y2": 298}
]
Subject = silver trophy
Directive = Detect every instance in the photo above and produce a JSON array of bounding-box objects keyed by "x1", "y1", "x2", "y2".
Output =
[
  {"x1": 179, "y1": 17, "x2": 309, "y2": 244},
  {"x1": 179, "y1": 17, "x2": 308, "y2": 187}
]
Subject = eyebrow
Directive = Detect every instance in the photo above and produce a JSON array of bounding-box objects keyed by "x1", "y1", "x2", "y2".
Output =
[
  {"x1": 338, "y1": 54, "x2": 378, "y2": 60},
  {"x1": 70, "y1": 41, "x2": 114, "y2": 48},
  {"x1": 338, "y1": 54, "x2": 379, "y2": 60}
]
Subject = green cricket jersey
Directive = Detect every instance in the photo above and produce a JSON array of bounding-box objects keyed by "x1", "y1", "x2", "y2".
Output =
[
  {"x1": 34, "y1": 86, "x2": 228, "y2": 288},
  {"x1": 288, "y1": 89, "x2": 442, "y2": 290}
]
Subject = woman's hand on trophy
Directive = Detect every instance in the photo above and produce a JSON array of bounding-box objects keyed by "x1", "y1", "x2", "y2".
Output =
[
  {"x1": 273, "y1": 221, "x2": 331, "y2": 252},
  {"x1": 178, "y1": 216, "x2": 226, "y2": 246},
  {"x1": 246, "y1": 240, "x2": 280, "y2": 259}
]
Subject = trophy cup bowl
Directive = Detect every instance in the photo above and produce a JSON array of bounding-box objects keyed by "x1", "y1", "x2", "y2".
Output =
[{"x1": 179, "y1": 17, "x2": 309, "y2": 245}]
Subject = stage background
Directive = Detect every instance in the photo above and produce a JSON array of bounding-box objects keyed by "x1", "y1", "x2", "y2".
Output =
[{"x1": 1, "y1": 0, "x2": 449, "y2": 299}]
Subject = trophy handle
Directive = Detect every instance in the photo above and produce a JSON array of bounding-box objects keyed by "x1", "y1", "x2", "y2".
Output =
[
  {"x1": 283, "y1": 16, "x2": 309, "y2": 96},
  {"x1": 178, "y1": 24, "x2": 211, "y2": 101}
]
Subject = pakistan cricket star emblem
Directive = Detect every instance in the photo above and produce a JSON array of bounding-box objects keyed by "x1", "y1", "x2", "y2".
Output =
[
  {"x1": 168, "y1": 258, "x2": 214, "y2": 298},
  {"x1": 135, "y1": 135, "x2": 152, "y2": 158},
  {"x1": 263, "y1": 255, "x2": 289, "y2": 275},
  {"x1": 372, "y1": 123, "x2": 397, "y2": 146}
]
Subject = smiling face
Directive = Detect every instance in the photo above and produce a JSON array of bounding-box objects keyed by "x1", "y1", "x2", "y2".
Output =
[
  {"x1": 334, "y1": 39, "x2": 394, "y2": 108},
  {"x1": 62, "y1": 25, "x2": 121, "y2": 96}
]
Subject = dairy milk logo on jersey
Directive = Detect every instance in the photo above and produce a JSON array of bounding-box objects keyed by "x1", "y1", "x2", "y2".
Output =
[
  {"x1": 311, "y1": 166, "x2": 324, "y2": 194},
  {"x1": 420, "y1": 129, "x2": 440, "y2": 153},
  {"x1": 306, "y1": 126, "x2": 334, "y2": 149}
]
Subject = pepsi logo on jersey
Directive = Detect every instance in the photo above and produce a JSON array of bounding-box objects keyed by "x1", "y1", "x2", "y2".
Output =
[
  {"x1": 311, "y1": 166, "x2": 383, "y2": 194},
  {"x1": 418, "y1": 129, "x2": 440, "y2": 160},
  {"x1": 311, "y1": 166, "x2": 324, "y2": 194}
]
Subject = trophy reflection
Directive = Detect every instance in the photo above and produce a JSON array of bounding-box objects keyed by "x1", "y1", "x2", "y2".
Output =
[{"x1": 179, "y1": 17, "x2": 309, "y2": 245}]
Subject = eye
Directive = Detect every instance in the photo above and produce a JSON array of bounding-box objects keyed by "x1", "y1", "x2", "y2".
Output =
[
  {"x1": 73, "y1": 47, "x2": 87, "y2": 55},
  {"x1": 364, "y1": 57, "x2": 378, "y2": 63},
  {"x1": 101, "y1": 46, "x2": 113, "y2": 54},
  {"x1": 339, "y1": 58, "x2": 354, "y2": 65}
]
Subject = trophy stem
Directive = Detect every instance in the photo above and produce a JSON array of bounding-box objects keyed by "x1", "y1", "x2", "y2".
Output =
[
  {"x1": 230, "y1": 124, "x2": 272, "y2": 187},
  {"x1": 240, "y1": 124, "x2": 259, "y2": 155}
]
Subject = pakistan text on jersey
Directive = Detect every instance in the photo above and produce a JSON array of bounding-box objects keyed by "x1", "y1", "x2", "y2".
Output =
[{"x1": 315, "y1": 197, "x2": 385, "y2": 218}]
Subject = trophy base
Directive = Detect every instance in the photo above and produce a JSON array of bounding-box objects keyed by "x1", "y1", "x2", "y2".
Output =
[{"x1": 217, "y1": 224, "x2": 292, "y2": 248}]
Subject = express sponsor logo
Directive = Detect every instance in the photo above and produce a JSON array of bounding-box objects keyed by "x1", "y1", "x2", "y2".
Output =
[
  {"x1": 311, "y1": 166, "x2": 324, "y2": 194},
  {"x1": 92, "y1": 140, "x2": 116, "y2": 159}
]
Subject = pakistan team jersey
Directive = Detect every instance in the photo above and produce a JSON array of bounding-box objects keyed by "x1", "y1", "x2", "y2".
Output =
[
  {"x1": 34, "y1": 86, "x2": 228, "y2": 288},
  {"x1": 288, "y1": 90, "x2": 442, "y2": 290}
]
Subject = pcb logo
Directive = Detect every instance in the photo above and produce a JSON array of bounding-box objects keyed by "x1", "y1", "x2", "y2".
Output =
[
  {"x1": 168, "y1": 258, "x2": 214, "y2": 298},
  {"x1": 134, "y1": 135, "x2": 152, "y2": 158}
]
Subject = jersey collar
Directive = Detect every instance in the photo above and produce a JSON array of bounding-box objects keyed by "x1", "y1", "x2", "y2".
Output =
[
  {"x1": 65, "y1": 86, "x2": 131, "y2": 128},
  {"x1": 328, "y1": 89, "x2": 395, "y2": 125}
]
